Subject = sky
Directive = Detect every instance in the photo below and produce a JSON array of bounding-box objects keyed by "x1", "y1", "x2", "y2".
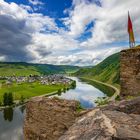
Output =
[{"x1": 0, "y1": 0, "x2": 140, "y2": 66}]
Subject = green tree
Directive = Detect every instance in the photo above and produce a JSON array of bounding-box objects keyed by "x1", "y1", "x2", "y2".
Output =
[
  {"x1": 4, "y1": 107, "x2": 13, "y2": 122},
  {"x1": 0, "y1": 101, "x2": 2, "y2": 106},
  {"x1": 63, "y1": 87, "x2": 66, "y2": 93},
  {"x1": 57, "y1": 89, "x2": 62, "y2": 96},
  {"x1": 3, "y1": 92, "x2": 13, "y2": 106},
  {"x1": 71, "y1": 81, "x2": 76, "y2": 89},
  {"x1": 8, "y1": 92, "x2": 13, "y2": 105},
  {"x1": 3, "y1": 92, "x2": 8, "y2": 106}
]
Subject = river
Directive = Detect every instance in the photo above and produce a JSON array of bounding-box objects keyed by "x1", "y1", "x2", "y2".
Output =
[{"x1": 0, "y1": 77, "x2": 107, "y2": 140}]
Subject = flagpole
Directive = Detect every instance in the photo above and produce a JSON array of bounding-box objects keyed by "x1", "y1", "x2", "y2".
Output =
[
  {"x1": 128, "y1": 11, "x2": 131, "y2": 48},
  {"x1": 129, "y1": 33, "x2": 131, "y2": 48}
]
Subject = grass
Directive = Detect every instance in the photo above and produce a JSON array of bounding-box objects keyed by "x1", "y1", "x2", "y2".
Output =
[{"x1": 0, "y1": 81, "x2": 66, "y2": 102}]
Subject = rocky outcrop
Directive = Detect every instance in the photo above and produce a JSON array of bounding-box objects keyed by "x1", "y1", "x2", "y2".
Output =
[
  {"x1": 60, "y1": 97, "x2": 140, "y2": 140},
  {"x1": 24, "y1": 97, "x2": 140, "y2": 140},
  {"x1": 59, "y1": 109, "x2": 140, "y2": 140},
  {"x1": 24, "y1": 97, "x2": 81, "y2": 140},
  {"x1": 120, "y1": 46, "x2": 140, "y2": 97},
  {"x1": 102, "y1": 96, "x2": 140, "y2": 114}
]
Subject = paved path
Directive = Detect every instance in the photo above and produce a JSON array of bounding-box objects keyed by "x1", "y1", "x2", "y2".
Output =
[{"x1": 80, "y1": 77, "x2": 120, "y2": 102}]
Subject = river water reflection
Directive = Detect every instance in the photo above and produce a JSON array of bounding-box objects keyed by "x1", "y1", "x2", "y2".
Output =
[
  {"x1": 0, "y1": 106, "x2": 25, "y2": 140},
  {"x1": 0, "y1": 77, "x2": 106, "y2": 140},
  {"x1": 58, "y1": 77, "x2": 106, "y2": 108}
]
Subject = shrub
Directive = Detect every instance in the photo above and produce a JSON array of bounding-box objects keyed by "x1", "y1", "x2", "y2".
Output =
[{"x1": 95, "y1": 97, "x2": 109, "y2": 106}]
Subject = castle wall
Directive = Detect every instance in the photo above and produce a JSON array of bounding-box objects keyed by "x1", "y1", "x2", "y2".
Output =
[{"x1": 120, "y1": 47, "x2": 140, "y2": 96}]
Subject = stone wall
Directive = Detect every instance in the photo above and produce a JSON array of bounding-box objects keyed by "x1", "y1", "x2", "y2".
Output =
[{"x1": 120, "y1": 47, "x2": 140, "y2": 97}]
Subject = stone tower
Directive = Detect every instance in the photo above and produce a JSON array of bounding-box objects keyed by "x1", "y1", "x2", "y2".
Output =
[{"x1": 120, "y1": 47, "x2": 140, "y2": 96}]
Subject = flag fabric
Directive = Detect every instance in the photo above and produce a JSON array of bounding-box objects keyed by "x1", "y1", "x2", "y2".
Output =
[{"x1": 128, "y1": 12, "x2": 135, "y2": 47}]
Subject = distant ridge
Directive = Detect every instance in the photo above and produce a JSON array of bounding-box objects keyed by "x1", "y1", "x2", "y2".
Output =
[{"x1": 0, "y1": 62, "x2": 80, "y2": 76}]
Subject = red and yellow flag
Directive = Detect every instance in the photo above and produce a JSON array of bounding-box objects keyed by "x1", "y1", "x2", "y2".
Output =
[{"x1": 128, "y1": 12, "x2": 135, "y2": 44}]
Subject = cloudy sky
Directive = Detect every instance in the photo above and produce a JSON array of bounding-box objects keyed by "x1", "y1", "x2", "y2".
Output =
[{"x1": 0, "y1": 0, "x2": 140, "y2": 66}]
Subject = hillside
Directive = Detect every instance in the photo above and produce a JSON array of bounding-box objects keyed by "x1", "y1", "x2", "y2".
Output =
[
  {"x1": 0, "y1": 62, "x2": 79, "y2": 76},
  {"x1": 74, "y1": 52, "x2": 120, "y2": 86}
]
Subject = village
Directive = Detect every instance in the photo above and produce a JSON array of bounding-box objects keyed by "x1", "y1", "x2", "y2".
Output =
[{"x1": 0, "y1": 74, "x2": 73, "y2": 86}]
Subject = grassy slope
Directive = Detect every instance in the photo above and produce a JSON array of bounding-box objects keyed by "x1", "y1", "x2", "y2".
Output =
[
  {"x1": 74, "y1": 52, "x2": 120, "y2": 87},
  {"x1": 0, "y1": 62, "x2": 40, "y2": 76},
  {"x1": 0, "y1": 62, "x2": 79, "y2": 76}
]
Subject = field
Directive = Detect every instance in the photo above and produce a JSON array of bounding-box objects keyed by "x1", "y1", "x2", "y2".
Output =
[{"x1": 0, "y1": 81, "x2": 66, "y2": 102}]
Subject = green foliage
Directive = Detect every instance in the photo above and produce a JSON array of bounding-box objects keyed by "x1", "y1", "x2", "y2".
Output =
[
  {"x1": 8, "y1": 92, "x2": 13, "y2": 105},
  {"x1": 115, "y1": 95, "x2": 121, "y2": 101},
  {"x1": 66, "y1": 87, "x2": 70, "y2": 90},
  {"x1": 3, "y1": 92, "x2": 14, "y2": 106},
  {"x1": 76, "y1": 103, "x2": 84, "y2": 112},
  {"x1": 4, "y1": 107, "x2": 13, "y2": 122},
  {"x1": 63, "y1": 87, "x2": 66, "y2": 93},
  {"x1": 3, "y1": 93, "x2": 8, "y2": 106},
  {"x1": 95, "y1": 97, "x2": 109, "y2": 106},
  {"x1": 57, "y1": 89, "x2": 62, "y2": 95},
  {"x1": 70, "y1": 80, "x2": 76, "y2": 89},
  {"x1": 74, "y1": 52, "x2": 120, "y2": 86}
]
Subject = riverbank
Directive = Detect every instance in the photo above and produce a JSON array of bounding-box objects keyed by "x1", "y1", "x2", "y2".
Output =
[
  {"x1": 80, "y1": 77, "x2": 120, "y2": 102},
  {"x1": 0, "y1": 79, "x2": 76, "y2": 110},
  {"x1": 0, "y1": 90, "x2": 63, "y2": 110}
]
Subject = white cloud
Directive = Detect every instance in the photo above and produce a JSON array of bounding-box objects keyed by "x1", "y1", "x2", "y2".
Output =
[
  {"x1": 36, "y1": 46, "x2": 121, "y2": 66},
  {"x1": 19, "y1": 4, "x2": 33, "y2": 12},
  {"x1": 65, "y1": 0, "x2": 140, "y2": 48},
  {"x1": 65, "y1": 0, "x2": 100, "y2": 38},
  {"x1": 0, "y1": 0, "x2": 139, "y2": 66},
  {"x1": 0, "y1": 0, "x2": 57, "y2": 61},
  {"x1": 28, "y1": 0, "x2": 44, "y2": 5}
]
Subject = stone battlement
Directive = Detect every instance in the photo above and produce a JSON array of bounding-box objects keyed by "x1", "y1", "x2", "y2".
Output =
[{"x1": 120, "y1": 46, "x2": 140, "y2": 96}]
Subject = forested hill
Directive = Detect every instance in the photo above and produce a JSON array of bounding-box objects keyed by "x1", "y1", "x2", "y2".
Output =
[
  {"x1": 0, "y1": 62, "x2": 79, "y2": 76},
  {"x1": 74, "y1": 52, "x2": 120, "y2": 86}
]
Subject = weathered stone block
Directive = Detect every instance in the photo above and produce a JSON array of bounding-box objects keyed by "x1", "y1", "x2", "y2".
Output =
[
  {"x1": 24, "y1": 97, "x2": 80, "y2": 140},
  {"x1": 120, "y1": 46, "x2": 140, "y2": 96}
]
